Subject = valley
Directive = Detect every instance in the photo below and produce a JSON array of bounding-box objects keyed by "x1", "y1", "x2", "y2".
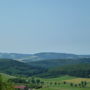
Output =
[{"x1": 0, "y1": 52, "x2": 90, "y2": 90}]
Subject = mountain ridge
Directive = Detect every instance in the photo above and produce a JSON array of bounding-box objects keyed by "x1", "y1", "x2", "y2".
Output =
[{"x1": 0, "y1": 52, "x2": 90, "y2": 62}]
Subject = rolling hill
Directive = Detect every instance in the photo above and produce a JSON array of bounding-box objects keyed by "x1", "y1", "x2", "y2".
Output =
[
  {"x1": 0, "y1": 52, "x2": 90, "y2": 62},
  {"x1": 39, "y1": 63, "x2": 90, "y2": 78},
  {"x1": 22, "y1": 52, "x2": 80, "y2": 62},
  {"x1": 0, "y1": 59, "x2": 46, "y2": 77},
  {"x1": 28, "y1": 58, "x2": 90, "y2": 68},
  {"x1": 0, "y1": 53, "x2": 90, "y2": 78},
  {"x1": 0, "y1": 53, "x2": 31, "y2": 60},
  {"x1": 0, "y1": 58, "x2": 90, "y2": 78}
]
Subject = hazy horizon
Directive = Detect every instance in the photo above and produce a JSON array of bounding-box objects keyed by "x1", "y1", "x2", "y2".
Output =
[
  {"x1": 0, "y1": 0, "x2": 90, "y2": 54},
  {"x1": 0, "y1": 51, "x2": 90, "y2": 55}
]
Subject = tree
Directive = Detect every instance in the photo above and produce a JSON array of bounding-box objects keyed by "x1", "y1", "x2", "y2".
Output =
[
  {"x1": 31, "y1": 77, "x2": 36, "y2": 84},
  {"x1": 36, "y1": 79, "x2": 41, "y2": 85},
  {"x1": 70, "y1": 83, "x2": 73, "y2": 87},
  {"x1": 74, "y1": 84, "x2": 77, "y2": 87},
  {"x1": 78, "y1": 83, "x2": 81, "y2": 88},
  {"x1": 63, "y1": 81, "x2": 66, "y2": 84},
  {"x1": 81, "y1": 81, "x2": 87, "y2": 88},
  {"x1": 54, "y1": 82, "x2": 57, "y2": 85},
  {"x1": 84, "y1": 81, "x2": 87, "y2": 87},
  {"x1": 50, "y1": 82, "x2": 53, "y2": 86}
]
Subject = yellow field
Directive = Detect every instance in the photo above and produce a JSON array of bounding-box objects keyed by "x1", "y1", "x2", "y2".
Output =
[{"x1": 65, "y1": 78, "x2": 90, "y2": 83}]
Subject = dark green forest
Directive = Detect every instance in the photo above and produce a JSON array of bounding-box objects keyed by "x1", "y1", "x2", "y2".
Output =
[
  {"x1": 39, "y1": 63, "x2": 90, "y2": 78},
  {"x1": 0, "y1": 58, "x2": 90, "y2": 78},
  {"x1": 0, "y1": 59, "x2": 47, "y2": 77}
]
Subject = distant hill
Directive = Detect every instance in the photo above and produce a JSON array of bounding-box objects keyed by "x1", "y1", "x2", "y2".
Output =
[
  {"x1": 22, "y1": 52, "x2": 79, "y2": 62},
  {"x1": 0, "y1": 59, "x2": 46, "y2": 76},
  {"x1": 21, "y1": 52, "x2": 90, "y2": 62},
  {"x1": 0, "y1": 53, "x2": 32, "y2": 60},
  {"x1": 28, "y1": 58, "x2": 90, "y2": 68},
  {"x1": 0, "y1": 52, "x2": 90, "y2": 62}
]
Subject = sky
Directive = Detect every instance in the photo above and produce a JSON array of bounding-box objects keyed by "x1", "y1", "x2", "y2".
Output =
[{"x1": 0, "y1": 0, "x2": 90, "y2": 54}]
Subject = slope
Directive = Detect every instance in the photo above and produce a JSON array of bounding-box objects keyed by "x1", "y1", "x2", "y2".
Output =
[{"x1": 0, "y1": 59, "x2": 46, "y2": 77}]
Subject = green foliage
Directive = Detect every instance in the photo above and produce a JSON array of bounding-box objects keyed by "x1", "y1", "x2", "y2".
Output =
[
  {"x1": 29, "y1": 58, "x2": 90, "y2": 68},
  {"x1": 40, "y1": 63, "x2": 90, "y2": 78},
  {"x1": 0, "y1": 74, "x2": 14, "y2": 90},
  {"x1": 0, "y1": 58, "x2": 90, "y2": 79},
  {"x1": 8, "y1": 78, "x2": 27, "y2": 83},
  {"x1": 0, "y1": 59, "x2": 47, "y2": 77}
]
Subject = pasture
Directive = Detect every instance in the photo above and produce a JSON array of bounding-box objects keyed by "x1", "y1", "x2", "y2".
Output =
[{"x1": 36, "y1": 75, "x2": 90, "y2": 90}]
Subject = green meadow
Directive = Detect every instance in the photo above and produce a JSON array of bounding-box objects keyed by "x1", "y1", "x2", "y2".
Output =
[
  {"x1": 1, "y1": 73, "x2": 90, "y2": 90},
  {"x1": 36, "y1": 76, "x2": 90, "y2": 90}
]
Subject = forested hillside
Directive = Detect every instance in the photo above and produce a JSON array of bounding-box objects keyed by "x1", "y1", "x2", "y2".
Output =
[
  {"x1": 28, "y1": 58, "x2": 90, "y2": 68},
  {"x1": 0, "y1": 59, "x2": 47, "y2": 76},
  {"x1": 0, "y1": 58, "x2": 90, "y2": 78},
  {"x1": 39, "y1": 64, "x2": 90, "y2": 78}
]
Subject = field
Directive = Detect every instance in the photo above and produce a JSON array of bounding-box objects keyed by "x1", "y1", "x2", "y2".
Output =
[
  {"x1": 36, "y1": 75, "x2": 90, "y2": 90},
  {"x1": 0, "y1": 73, "x2": 15, "y2": 81},
  {"x1": 1, "y1": 73, "x2": 90, "y2": 90}
]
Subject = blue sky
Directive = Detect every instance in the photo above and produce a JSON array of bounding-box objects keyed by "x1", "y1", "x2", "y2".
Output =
[{"x1": 0, "y1": 0, "x2": 90, "y2": 54}]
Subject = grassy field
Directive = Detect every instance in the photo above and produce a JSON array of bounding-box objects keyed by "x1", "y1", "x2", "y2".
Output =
[
  {"x1": 36, "y1": 75, "x2": 90, "y2": 90},
  {"x1": 1, "y1": 73, "x2": 90, "y2": 90},
  {"x1": 0, "y1": 73, "x2": 15, "y2": 81},
  {"x1": 40, "y1": 75, "x2": 76, "y2": 81},
  {"x1": 37, "y1": 87, "x2": 90, "y2": 90},
  {"x1": 65, "y1": 78, "x2": 90, "y2": 83}
]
